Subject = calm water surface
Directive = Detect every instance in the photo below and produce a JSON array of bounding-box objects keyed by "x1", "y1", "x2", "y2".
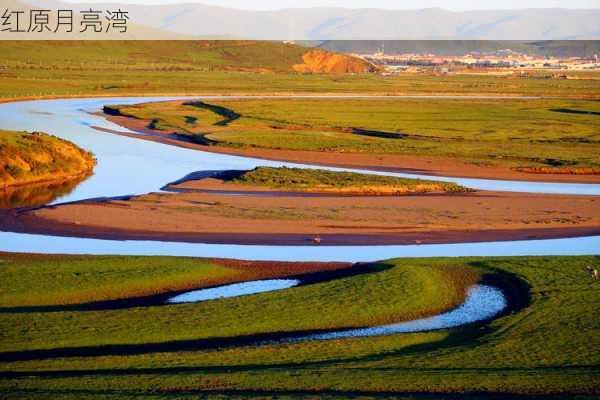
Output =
[
  {"x1": 1, "y1": 97, "x2": 599, "y2": 202},
  {"x1": 286, "y1": 284, "x2": 506, "y2": 342},
  {"x1": 0, "y1": 97, "x2": 599, "y2": 258},
  {"x1": 167, "y1": 279, "x2": 301, "y2": 304},
  {"x1": 1, "y1": 232, "x2": 598, "y2": 262}
]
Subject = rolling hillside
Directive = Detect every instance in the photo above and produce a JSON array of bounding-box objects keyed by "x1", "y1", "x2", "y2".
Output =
[{"x1": 0, "y1": 41, "x2": 373, "y2": 74}]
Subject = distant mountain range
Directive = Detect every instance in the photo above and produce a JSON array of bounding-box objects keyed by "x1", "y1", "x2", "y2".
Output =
[
  {"x1": 2, "y1": 0, "x2": 196, "y2": 39},
  {"x1": 15, "y1": 1, "x2": 600, "y2": 40}
]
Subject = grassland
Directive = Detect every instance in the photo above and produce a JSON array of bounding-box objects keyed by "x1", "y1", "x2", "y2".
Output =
[
  {"x1": 109, "y1": 98, "x2": 600, "y2": 170},
  {"x1": 1, "y1": 41, "x2": 599, "y2": 100},
  {"x1": 0, "y1": 255, "x2": 239, "y2": 308},
  {"x1": 228, "y1": 167, "x2": 468, "y2": 194},
  {"x1": 0, "y1": 253, "x2": 598, "y2": 398},
  {"x1": 0, "y1": 255, "x2": 477, "y2": 352},
  {"x1": 0, "y1": 130, "x2": 95, "y2": 189}
]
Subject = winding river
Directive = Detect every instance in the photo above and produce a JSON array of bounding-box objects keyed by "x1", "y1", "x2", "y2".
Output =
[
  {"x1": 1, "y1": 96, "x2": 597, "y2": 340},
  {"x1": 0, "y1": 96, "x2": 598, "y2": 262},
  {"x1": 166, "y1": 280, "x2": 506, "y2": 342}
]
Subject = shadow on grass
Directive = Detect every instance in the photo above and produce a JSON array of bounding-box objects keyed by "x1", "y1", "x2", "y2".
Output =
[
  {"x1": 549, "y1": 108, "x2": 600, "y2": 116},
  {"x1": 0, "y1": 262, "x2": 391, "y2": 313},
  {"x1": 351, "y1": 127, "x2": 408, "y2": 139},
  {"x1": 4, "y1": 387, "x2": 594, "y2": 400},
  {"x1": 0, "y1": 263, "x2": 523, "y2": 364},
  {"x1": 334, "y1": 263, "x2": 531, "y2": 366},
  {"x1": 0, "y1": 327, "x2": 365, "y2": 363},
  {"x1": 184, "y1": 101, "x2": 241, "y2": 126}
]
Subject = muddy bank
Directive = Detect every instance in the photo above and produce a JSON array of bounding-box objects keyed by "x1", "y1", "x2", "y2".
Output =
[
  {"x1": 2, "y1": 189, "x2": 599, "y2": 245},
  {"x1": 103, "y1": 113, "x2": 600, "y2": 184}
]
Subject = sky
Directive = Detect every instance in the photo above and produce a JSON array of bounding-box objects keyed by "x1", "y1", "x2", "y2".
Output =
[{"x1": 59, "y1": 0, "x2": 600, "y2": 10}]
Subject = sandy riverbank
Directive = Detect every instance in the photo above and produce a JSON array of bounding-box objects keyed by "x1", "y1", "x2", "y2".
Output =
[{"x1": 3, "y1": 185, "x2": 598, "y2": 245}]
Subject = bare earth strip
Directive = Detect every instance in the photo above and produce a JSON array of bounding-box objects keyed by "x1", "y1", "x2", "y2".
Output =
[{"x1": 2, "y1": 187, "x2": 598, "y2": 245}]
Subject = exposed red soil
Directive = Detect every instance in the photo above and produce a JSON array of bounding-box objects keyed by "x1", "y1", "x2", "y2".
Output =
[
  {"x1": 0, "y1": 251, "x2": 351, "y2": 279},
  {"x1": 293, "y1": 49, "x2": 378, "y2": 74},
  {"x1": 208, "y1": 258, "x2": 351, "y2": 275},
  {"x1": 514, "y1": 166, "x2": 600, "y2": 175}
]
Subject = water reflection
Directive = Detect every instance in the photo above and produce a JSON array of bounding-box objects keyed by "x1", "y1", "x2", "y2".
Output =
[
  {"x1": 0, "y1": 174, "x2": 91, "y2": 209},
  {"x1": 167, "y1": 279, "x2": 301, "y2": 304}
]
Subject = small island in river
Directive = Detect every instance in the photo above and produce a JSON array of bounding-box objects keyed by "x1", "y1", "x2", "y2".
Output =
[{"x1": 0, "y1": 130, "x2": 96, "y2": 207}]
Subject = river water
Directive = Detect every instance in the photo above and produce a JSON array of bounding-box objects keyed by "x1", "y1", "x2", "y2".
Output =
[
  {"x1": 286, "y1": 284, "x2": 506, "y2": 341},
  {"x1": 0, "y1": 97, "x2": 599, "y2": 260}
]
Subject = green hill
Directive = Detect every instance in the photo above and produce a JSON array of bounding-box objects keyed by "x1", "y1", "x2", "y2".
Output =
[
  {"x1": 0, "y1": 254, "x2": 598, "y2": 397},
  {"x1": 0, "y1": 40, "x2": 378, "y2": 99},
  {"x1": 0, "y1": 40, "x2": 372, "y2": 74}
]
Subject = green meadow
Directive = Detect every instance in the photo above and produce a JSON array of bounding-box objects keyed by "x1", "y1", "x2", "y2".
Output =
[
  {"x1": 228, "y1": 167, "x2": 468, "y2": 193},
  {"x1": 110, "y1": 97, "x2": 600, "y2": 169},
  {"x1": 0, "y1": 41, "x2": 599, "y2": 99},
  {"x1": 0, "y1": 253, "x2": 598, "y2": 398},
  {"x1": 0, "y1": 256, "x2": 477, "y2": 352}
]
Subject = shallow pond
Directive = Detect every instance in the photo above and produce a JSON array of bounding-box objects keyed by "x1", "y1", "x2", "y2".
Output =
[{"x1": 167, "y1": 279, "x2": 300, "y2": 304}]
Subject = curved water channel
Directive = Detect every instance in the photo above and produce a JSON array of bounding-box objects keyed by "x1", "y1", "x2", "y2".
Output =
[
  {"x1": 167, "y1": 279, "x2": 301, "y2": 304},
  {"x1": 288, "y1": 284, "x2": 506, "y2": 341},
  {"x1": 0, "y1": 97, "x2": 599, "y2": 261},
  {"x1": 166, "y1": 280, "x2": 505, "y2": 341}
]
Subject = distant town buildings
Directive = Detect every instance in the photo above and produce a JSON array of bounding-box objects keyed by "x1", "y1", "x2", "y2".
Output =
[{"x1": 359, "y1": 50, "x2": 600, "y2": 75}]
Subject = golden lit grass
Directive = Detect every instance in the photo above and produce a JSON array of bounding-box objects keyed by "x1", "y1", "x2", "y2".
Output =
[
  {"x1": 229, "y1": 166, "x2": 468, "y2": 193},
  {"x1": 0, "y1": 130, "x2": 95, "y2": 188},
  {"x1": 109, "y1": 98, "x2": 600, "y2": 169}
]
